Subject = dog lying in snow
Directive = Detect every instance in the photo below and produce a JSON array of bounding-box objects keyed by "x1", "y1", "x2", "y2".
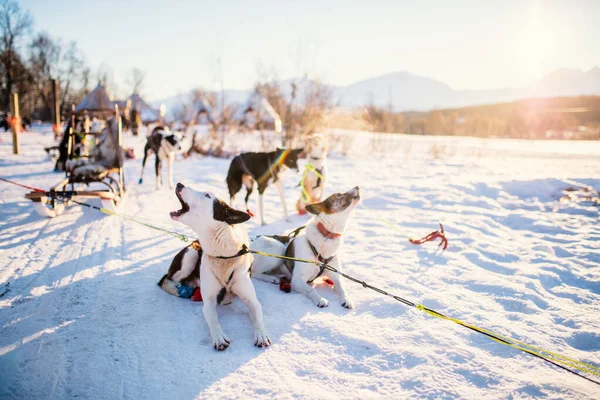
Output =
[
  {"x1": 169, "y1": 183, "x2": 270, "y2": 350},
  {"x1": 226, "y1": 148, "x2": 303, "y2": 226},
  {"x1": 66, "y1": 116, "x2": 121, "y2": 178},
  {"x1": 139, "y1": 125, "x2": 182, "y2": 189},
  {"x1": 157, "y1": 240, "x2": 202, "y2": 299},
  {"x1": 297, "y1": 134, "x2": 328, "y2": 215},
  {"x1": 252, "y1": 186, "x2": 361, "y2": 308}
]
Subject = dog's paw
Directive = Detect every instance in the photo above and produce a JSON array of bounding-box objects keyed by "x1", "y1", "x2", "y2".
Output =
[
  {"x1": 254, "y1": 330, "x2": 271, "y2": 348},
  {"x1": 341, "y1": 299, "x2": 354, "y2": 309},
  {"x1": 212, "y1": 335, "x2": 230, "y2": 351},
  {"x1": 315, "y1": 297, "x2": 329, "y2": 308}
]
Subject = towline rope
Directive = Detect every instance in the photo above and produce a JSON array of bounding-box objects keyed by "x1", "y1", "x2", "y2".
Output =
[{"x1": 2, "y1": 176, "x2": 599, "y2": 386}]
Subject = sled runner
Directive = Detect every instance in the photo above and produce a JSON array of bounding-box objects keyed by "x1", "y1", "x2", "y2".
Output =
[{"x1": 25, "y1": 105, "x2": 126, "y2": 218}]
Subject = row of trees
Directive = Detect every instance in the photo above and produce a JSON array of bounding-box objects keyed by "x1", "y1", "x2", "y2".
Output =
[
  {"x1": 358, "y1": 96, "x2": 600, "y2": 140},
  {"x1": 0, "y1": 0, "x2": 145, "y2": 121}
]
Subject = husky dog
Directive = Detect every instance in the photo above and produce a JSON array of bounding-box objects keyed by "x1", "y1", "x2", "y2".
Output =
[
  {"x1": 139, "y1": 125, "x2": 182, "y2": 189},
  {"x1": 297, "y1": 134, "x2": 328, "y2": 215},
  {"x1": 226, "y1": 148, "x2": 303, "y2": 226},
  {"x1": 66, "y1": 116, "x2": 121, "y2": 178},
  {"x1": 170, "y1": 183, "x2": 270, "y2": 350},
  {"x1": 157, "y1": 240, "x2": 202, "y2": 298},
  {"x1": 252, "y1": 187, "x2": 360, "y2": 308}
]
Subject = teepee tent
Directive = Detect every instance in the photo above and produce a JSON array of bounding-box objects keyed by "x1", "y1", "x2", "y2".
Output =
[
  {"x1": 184, "y1": 95, "x2": 215, "y2": 125},
  {"x1": 128, "y1": 93, "x2": 162, "y2": 124},
  {"x1": 233, "y1": 92, "x2": 282, "y2": 133},
  {"x1": 74, "y1": 82, "x2": 114, "y2": 114}
]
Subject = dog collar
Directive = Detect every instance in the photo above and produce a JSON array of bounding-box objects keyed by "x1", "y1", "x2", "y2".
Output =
[{"x1": 317, "y1": 222, "x2": 342, "y2": 239}]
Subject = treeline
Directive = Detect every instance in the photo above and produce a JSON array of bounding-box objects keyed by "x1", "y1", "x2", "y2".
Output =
[
  {"x1": 0, "y1": 0, "x2": 135, "y2": 121},
  {"x1": 361, "y1": 96, "x2": 600, "y2": 140}
]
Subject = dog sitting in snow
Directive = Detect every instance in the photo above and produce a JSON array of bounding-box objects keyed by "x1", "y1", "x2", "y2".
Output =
[
  {"x1": 169, "y1": 183, "x2": 270, "y2": 350},
  {"x1": 139, "y1": 125, "x2": 182, "y2": 189},
  {"x1": 66, "y1": 116, "x2": 121, "y2": 178},
  {"x1": 226, "y1": 148, "x2": 303, "y2": 226},
  {"x1": 297, "y1": 134, "x2": 328, "y2": 215},
  {"x1": 252, "y1": 186, "x2": 361, "y2": 308}
]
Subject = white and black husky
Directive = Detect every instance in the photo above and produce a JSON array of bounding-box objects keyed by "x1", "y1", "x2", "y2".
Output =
[
  {"x1": 139, "y1": 126, "x2": 182, "y2": 189},
  {"x1": 252, "y1": 187, "x2": 361, "y2": 308},
  {"x1": 226, "y1": 148, "x2": 303, "y2": 226},
  {"x1": 169, "y1": 183, "x2": 271, "y2": 350}
]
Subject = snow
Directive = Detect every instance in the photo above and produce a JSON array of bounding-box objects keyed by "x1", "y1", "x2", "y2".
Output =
[{"x1": 1, "y1": 125, "x2": 599, "y2": 399}]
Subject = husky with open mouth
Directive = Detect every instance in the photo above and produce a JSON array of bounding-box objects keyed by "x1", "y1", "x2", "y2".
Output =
[
  {"x1": 252, "y1": 186, "x2": 361, "y2": 308},
  {"x1": 170, "y1": 183, "x2": 271, "y2": 350}
]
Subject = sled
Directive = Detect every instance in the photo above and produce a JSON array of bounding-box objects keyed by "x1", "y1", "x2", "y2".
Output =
[{"x1": 25, "y1": 105, "x2": 126, "y2": 218}]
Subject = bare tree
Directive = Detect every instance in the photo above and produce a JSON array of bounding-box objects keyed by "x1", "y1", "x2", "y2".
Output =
[
  {"x1": 127, "y1": 67, "x2": 145, "y2": 94},
  {"x1": 0, "y1": 0, "x2": 32, "y2": 109}
]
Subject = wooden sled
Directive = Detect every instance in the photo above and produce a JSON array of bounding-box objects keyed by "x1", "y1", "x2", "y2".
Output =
[{"x1": 26, "y1": 105, "x2": 126, "y2": 218}]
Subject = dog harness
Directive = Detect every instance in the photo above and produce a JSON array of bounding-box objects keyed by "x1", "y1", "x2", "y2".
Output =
[
  {"x1": 305, "y1": 223, "x2": 341, "y2": 283},
  {"x1": 307, "y1": 157, "x2": 325, "y2": 189},
  {"x1": 306, "y1": 241, "x2": 332, "y2": 283}
]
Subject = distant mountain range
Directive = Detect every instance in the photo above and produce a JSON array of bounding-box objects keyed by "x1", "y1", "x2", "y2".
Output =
[{"x1": 154, "y1": 67, "x2": 600, "y2": 115}]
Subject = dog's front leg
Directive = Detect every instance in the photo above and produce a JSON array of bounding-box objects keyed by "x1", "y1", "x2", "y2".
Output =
[
  {"x1": 231, "y1": 273, "x2": 271, "y2": 348},
  {"x1": 258, "y1": 193, "x2": 266, "y2": 226},
  {"x1": 327, "y1": 257, "x2": 353, "y2": 309},
  {"x1": 167, "y1": 153, "x2": 175, "y2": 189},
  {"x1": 155, "y1": 157, "x2": 162, "y2": 189},
  {"x1": 200, "y1": 268, "x2": 230, "y2": 350},
  {"x1": 274, "y1": 179, "x2": 289, "y2": 221},
  {"x1": 291, "y1": 264, "x2": 328, "y2": 308}
]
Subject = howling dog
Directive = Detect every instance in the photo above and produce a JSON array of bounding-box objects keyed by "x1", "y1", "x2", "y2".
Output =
[
  {"x1": 252, "y1": 187, "x2": 361, "y2": 308},
  {"x1": 226, "y1": 148, "x2": 303, "y2": 226},
  {"x1": 297, "y1": 134, "x2": 328, "y2": 214},
  {"x1": 169, "y1": 183, "x2": 270, "y2": 350},
  {"x1": 139, "y1": 126, "x2": 182, "y2": 189}
]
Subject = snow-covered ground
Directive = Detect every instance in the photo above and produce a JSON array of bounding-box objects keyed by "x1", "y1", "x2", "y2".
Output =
[{"x1": 1, "y1": 126, "x2": 599, "y2": 399}]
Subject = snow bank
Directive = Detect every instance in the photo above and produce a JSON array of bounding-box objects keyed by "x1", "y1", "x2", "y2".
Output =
[{"x1": 0, "y1": 126, "x2": 598, "y2": 399}]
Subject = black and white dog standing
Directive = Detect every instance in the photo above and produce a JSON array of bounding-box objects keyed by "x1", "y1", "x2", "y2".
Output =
[
  {"x1": 226, "y1": 148, "x2": 303, "y2": 226},
  {"x1": 139, "y1": 125, "x2": 182, "y2": 189},
  {"x1": 252, "y1": 187, "x2": 361, "y2": 308},
  {"x1": 170, "y1": 183, "x2": 270, "y2": 350}
]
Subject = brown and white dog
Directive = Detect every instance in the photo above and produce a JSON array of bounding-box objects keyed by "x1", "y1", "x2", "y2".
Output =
[
  {"x1": 157, "y1": 240, "x2": 202, "y2": 298},
  {"x1": 169, "y1": 183, "x2": 271, "y2": 350},
  {"x1": 297, "y1": 135, "x2": 328, "y2": 215},
  {"x1": 251, "y1": 187, "x2": 361, "y2": 308}
]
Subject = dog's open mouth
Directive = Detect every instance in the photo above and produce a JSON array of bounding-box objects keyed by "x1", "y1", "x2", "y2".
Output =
[{"x1": 170, "y1": 184, "x2": 189, "y2": 219}]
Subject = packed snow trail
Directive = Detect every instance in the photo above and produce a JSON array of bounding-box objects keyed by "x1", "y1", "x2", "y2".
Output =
[{"x1": 1, "y1": 127, "x2": 599, "y2": 399}]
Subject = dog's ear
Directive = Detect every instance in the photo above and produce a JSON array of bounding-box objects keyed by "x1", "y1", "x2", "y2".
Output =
[
  {"x1": 305, "y1": 201, "x2": 324, "y2": 215},
  {"x1": 213, "y1": 199, "x2": 251, "y2": 225}
]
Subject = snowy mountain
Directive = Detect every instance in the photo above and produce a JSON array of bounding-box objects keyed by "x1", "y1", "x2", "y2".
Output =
[{"x1": 152, "y1": 67, "x2": 600, "y2": 114}]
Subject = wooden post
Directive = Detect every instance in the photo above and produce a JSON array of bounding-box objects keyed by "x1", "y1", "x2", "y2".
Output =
[
  {"x1": 67, "y1": 104, "x2": 75, "y2": 162},
  {"x1": 51, "y1": 79, "x2": 60, "y2": 139},
  {"x1": 9, "y1": 93, "x2": 20, "y2": 155},
  {"x1": 115, "y1": 104, "x2": 125, "y2": 192}
]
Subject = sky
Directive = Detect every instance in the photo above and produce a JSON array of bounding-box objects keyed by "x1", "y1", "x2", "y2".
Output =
[{"x1": 18, "y1": 0, "x2": 600, "y2": 100}]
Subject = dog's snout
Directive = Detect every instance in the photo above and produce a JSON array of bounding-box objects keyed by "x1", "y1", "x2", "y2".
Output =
[{"x1": 176, "y1": 182, "x2": 185, "y2": 192}]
